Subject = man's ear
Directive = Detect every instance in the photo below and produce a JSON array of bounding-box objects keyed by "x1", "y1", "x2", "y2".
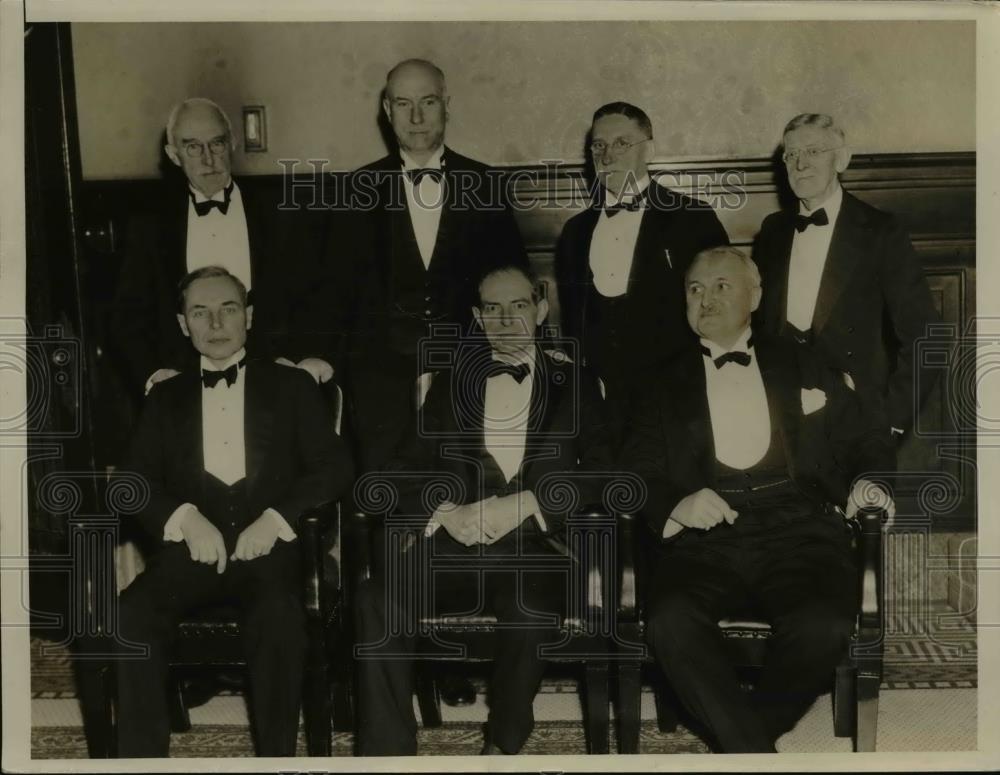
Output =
[
  {"x1": 164, "y1": 144, "x2": 182, "y2": 168},
  {"x1": 834, "y1": 145, "x2": 852, "y2": 174},
  {"x1": 642, "y1": 137, "x2": 656, "y2": 165},
  {"x1": 245, "y1": 304, "x2": 253, "y2": 331},
  {"x1": 381, "y1": 96, "x2": 391, "y2": 122},
  {"x1": 750, "y1": 285, "x2": 763, "y2": 313},
  {"x1": 535, "y1": 298, "x2": 550, "y2": 327},
  {"x1": 177, "y1": 313, "x2": 190, "y2": 338}
]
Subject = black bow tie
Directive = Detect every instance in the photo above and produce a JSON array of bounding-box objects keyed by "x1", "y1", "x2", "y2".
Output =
[
  {"x1": 406, "y1": 168, "x2": 444, "y2": 185},
  {"x1": 794, "y1": 208, "x2": 829, "y2": 232},
  {"x1": 485, "y1": 360, "x2": 531, "y2": 384},
  {"x1": 191, "y1": 182, "x2": 233, "y2": 216},
  {"x1": 604, "y1": 187, "x2": 649, "y2": 218},
  {"x1": 201, "y1": 359, "x2": 244, "y2": 389},
  {"x1": 700, "y1": 341, "x2": 753, "y2": 369}
]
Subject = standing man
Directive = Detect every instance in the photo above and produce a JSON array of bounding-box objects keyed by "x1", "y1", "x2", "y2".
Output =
[
  {"x1": 753, "y1": 113, "x2": 939, "y2": 440},
  {"x1": 555, "y1": 101, "x2": 729, "y2": 440},
  {"x1": 117, "y1": 266, "x2": 353, "y2": 757},
  {"x1": 324, "y1": 58, "x2": 528, "y2": 474},
  {"x1": 111, "y1": 97, "x2": 331, "y2": 398},
  {"x1": 354, "y1": 261, "x2": 614, "y2": 756},
  {"x1": 623, "y1": 246, "x2": 894, "y2": 753}
]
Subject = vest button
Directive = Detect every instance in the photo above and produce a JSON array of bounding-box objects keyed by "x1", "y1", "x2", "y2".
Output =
[{"x1": 846, "y1": 351, "x2": 854, "y2": 358}]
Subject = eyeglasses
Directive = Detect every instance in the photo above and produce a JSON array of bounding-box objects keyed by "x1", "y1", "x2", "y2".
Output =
[
  {"x1": 181, "y1": 139, "x2": 229, "y2": 158},
  {"x1": 590, "y1": 137, "x2": 650, "y2": 158},
  {"x1": 781, "y1": 145, "x2": 842, "y2": 165}
]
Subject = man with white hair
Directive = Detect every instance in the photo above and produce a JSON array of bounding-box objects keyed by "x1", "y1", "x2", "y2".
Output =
[
  {"x1": 112, "y1": 97, "x2": 332, "y2": 398},
  {"x1": 753, "y1": 113, "x2": 939, "y2": 443}
]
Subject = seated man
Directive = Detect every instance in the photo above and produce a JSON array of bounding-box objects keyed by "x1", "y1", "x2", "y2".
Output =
[
  {"x1": 116, "y1": 266, "x2": 354, "y2": 757},
  {"x1": 622, "y1": 246, "x2": 894, "y2": 753},
  {"x1": 354, "y1": 261, "x2": 615, "y2": 756}
]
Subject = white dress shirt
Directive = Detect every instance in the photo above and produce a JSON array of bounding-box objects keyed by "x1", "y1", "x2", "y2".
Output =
[
  {"x1": 185, "y1": 179, "x2": 253, "y2": 293},
  {"x1": 663, "y1": 328, "x2": 770, "y2": 539},
  {"x1": 162, "y1": 348, "x2": 295, "y2": 543},
  {"x1": 400, "y1": 147, "x2": 445, "y2": 268},
  {"x1": 425, "y1": 348, "x2": 545, "y2": 537},
  {"x1": 588, "y1": 175, "x2": 650, "y2": 298},
  {"x1": 785, "y1": 184, "x2": 843, "y2": 332},
  {"x1": 702, "y1": 328, "x2": 770, "y2": 470}
]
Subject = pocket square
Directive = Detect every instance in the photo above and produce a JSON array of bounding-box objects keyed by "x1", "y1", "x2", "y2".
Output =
[
  {"x1": 801, "y1": 387, "x2": 828, "y2": 415},
  {"x1": 842, "y1": 371, "x2": 856, "y2": 391}
]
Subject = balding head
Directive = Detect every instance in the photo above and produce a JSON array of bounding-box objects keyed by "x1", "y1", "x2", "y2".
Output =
[
  {"x1": 164, "y1": 98, "x2": 234, "y2": 197},
  {"x1": 382, "y1": 59, "x2": 449, "y2": 164},
  {"x1": 685, "y1": 246, "x2": 762, "y2": 349}
]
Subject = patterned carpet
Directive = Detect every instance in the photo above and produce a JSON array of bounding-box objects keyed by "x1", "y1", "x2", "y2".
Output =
[{"x1": 29, "y1": 624, "x2": 978, "y2": 758}]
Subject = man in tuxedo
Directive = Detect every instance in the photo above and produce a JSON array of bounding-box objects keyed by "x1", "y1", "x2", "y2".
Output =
[
  {"x1": 753, "y1": 112, "x2": 939, "y2": 439},
  {"x1": 354, "y1": 261, "x2": 614, "y2": 756},
  {"x1": 321, "y1": 58, "x2": 527, "y2": 474},
  {"x1": 116, "y1": 266, "x2": 353, "y2": 757},
  {"x1": 623, "y1": 246, "x2": 894, "y2": 753},
  {"x1": 111, "y1": 97, "x2": 331, "y2": 399},
  {"x1": 555, "y1": 101, "x2": 729, "y2": 440}
]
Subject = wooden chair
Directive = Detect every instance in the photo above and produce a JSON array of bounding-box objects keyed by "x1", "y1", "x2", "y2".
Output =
[
  {"x1": 615, "y1": 505, "x2": 886, "y2": 753},
  {"x1": 90, "y1": 381, "x2": 349, "y2": 757},
  {"x1": 348, "y1": 500, "x2": 617, "y2": 753}
]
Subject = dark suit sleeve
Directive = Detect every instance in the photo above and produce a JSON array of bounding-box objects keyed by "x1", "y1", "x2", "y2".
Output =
[
  {"x1": 111, "y1": 216, "x2": 174, "y2": 389},
  {"x1": 620, "y1": 386, "x2": 692, "y2": 540},
  {"x1": 879, "y1": 217, "x2": 941, "y2": 431},
  {"x1": 125, "y1": 386, "x2": 188, "y2": 540},
  {"x1": 691, "y1": 199, "x2": 730, "y2": 252},
  {"x1": 799, "y1": 347, "x2": 896, "y2": 485},
  {"x1": 271, "y1": 369, "x2": 355, "y2": 527},
  {"x1": 531, "y1": 368, "x2": 616, "y2": 535}
]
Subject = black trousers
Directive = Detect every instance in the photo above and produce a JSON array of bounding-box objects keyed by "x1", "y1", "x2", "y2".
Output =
[
  {"x1": 645, "y1": 512, "x2": 857, "y2": 753},
  {"x1": 354, "y1": 530, "x2": 567, "y2": 755},
  {"x1": 116, "y1": 540, "x2": 306, "y2": 757}
]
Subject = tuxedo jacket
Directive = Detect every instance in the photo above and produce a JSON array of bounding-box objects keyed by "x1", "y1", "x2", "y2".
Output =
[
  {"x1": 555, "y1": 185, "x2": 729, "y2": 382},
  {"x1": 111, "y1": 177, "x2": 325, "y2": 392},
  {"x1": 126, "y1": 359, "x2": 354, "y2": 546},
  {"x1": 753, "y1": 190, "x2": 940, "y2": 432},
  {"x1": 385, "y1": 345, "x2": 616, "y2": 551},
  {"x1": 315, "y1": 147, "x2": 527, "y2": 375},
  {"x1": 622, "y1": 333, "x2": 895, "y2": 543}
]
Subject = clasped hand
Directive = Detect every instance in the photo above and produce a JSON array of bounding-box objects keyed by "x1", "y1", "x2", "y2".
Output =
[
  {"x1": 435, "y1": 495, "x2": 531, "y2": 546},
  {"x1": 181, "y1": 510, "x2": 281, "y2": 574}
]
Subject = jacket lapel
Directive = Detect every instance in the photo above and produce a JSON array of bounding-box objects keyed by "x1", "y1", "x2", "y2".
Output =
[
  {"x1": 243, "y1": 362, "x2": 276, "y2": 493},
  {"x1": 240, "y1": 179, "x2": 264, "y2": 290},
  {"x1": 754, "y1": 337, "x2": 800, "y2": 476},
  {"x1": 169, "y1": 372, "x2": 205, "y2": 488},
  {"x1": 672, "y1": 349, "x2": 716, "y2": 484},
  {"x1": 165, "y1": 188, "x2": 190, "y2": 285},
  {"x1": 811, "y1": 193, "x2": 866, "y2": 334}
]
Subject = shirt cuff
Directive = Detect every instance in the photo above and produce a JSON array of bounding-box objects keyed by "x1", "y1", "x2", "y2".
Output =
[
  {"x1": 662, "y1": 518, "x2": 685, "y2": 540},
  {"x1": 163, "y1": 503, "x2": 197, "y2": 542},
  {"x1": 520, "y1": 490, "x2": 547, "y2": 532},
  {"x1": 264, "y1": 508, "x2": 297, "y2": 541}
]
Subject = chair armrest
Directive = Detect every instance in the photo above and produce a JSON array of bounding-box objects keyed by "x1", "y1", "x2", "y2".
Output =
[
  {"x1": 299, "y1": 500, "x2": 338, "y2": 619},
  {"x1": 855, "y1": 505, "x2": 886, "y2": 642},
  {"x1": 349, "y1": 510, "x2": 378, "y2": 591},
  {"x1": 616, "y1": 512, "x2": 640, "y2": 623}
]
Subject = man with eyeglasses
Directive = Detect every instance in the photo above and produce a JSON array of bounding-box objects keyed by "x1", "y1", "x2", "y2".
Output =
[
  {"x1": 753, "y1": 113, "x2": 939, "y2": 443},
  {"x1": 112, "y1": 97, "x2": 332, "y2": 401},
  {"x1": 555, "y1": 102, "x2": 729, "y2": 449}
]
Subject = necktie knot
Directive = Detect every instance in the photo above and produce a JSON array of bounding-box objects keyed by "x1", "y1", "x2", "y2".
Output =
[
  {"x1": 700, "y1": 341, "x2": 754, "y2": 369},
  {"x1": 485, "y1": 360, "x2": 531, "y2": 384},
  {"x1": 201, "y1": 359, "x2": 244, "y2": 389},
  {"x1": 794, "y1": 207, "x2": 829, "y2": 232},
  {"x1": 406, "y1": 168, "x2": 444, "y2": 185},
  {"x1": 191, "y1": 182, "x2": 233, "y2": 217}
]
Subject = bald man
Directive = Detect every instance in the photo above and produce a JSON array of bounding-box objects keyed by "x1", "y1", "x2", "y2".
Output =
[
  {"x1": 316, "y1": 59, "x2": 529, "y2": 474},
  {"x1": 111, "y1": 97, "x2": 331, "y2": 401},
  {"x1": 623, "y1": 246, "x2": 894, "y2": 753}
]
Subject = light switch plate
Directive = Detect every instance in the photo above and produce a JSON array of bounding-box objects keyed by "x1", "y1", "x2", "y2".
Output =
[{"x1": 242, "y1": 105, "x2": 267, "y2": 152}]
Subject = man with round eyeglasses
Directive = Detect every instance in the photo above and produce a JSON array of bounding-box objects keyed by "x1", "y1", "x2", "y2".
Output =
[
  {"x1": 753, "y1": 112, "x2": 939, "y2": 444},
  {"x1": 111, "y1": 97, "x2": 332, "y2": 404},
  {"x1": 555, "y1": 101, "x2": 729, "y2": 452}
]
